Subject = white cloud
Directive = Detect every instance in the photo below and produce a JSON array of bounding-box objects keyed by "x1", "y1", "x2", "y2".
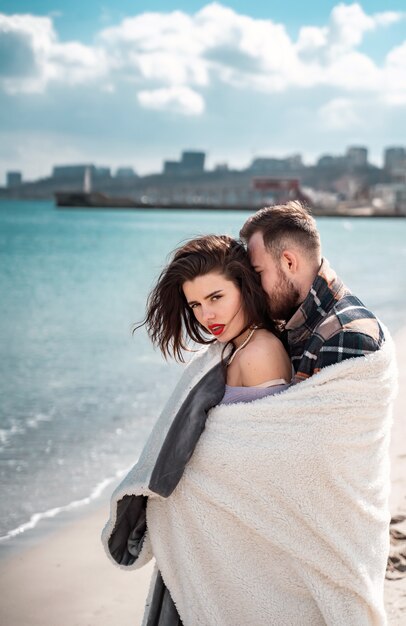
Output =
[
  {"x1": 328, "y1": 3, "x2": 379, "y2": 54},
  {"x1": 136, "y1": 52, "x2": 208, "y2": 86},
  {"x1": 296, "y1": 26, "x2": 328, "y2": 55},
  {"x1": 373, "y1": 11, "x2": 403, "y2": 28},
  {"x1": 0, "y1": 13, "x2": 53, "y2": 92},
  {"x1": 301, "y1": 3, "x2": 404, "y2": 60},
  {"x1": 199, "y1": 2, "x2": 295, "y2": 72},
  {"x1": 99, "y1": 10, "x2": 201, "y2": 54},
  {"x1": 384, "y1": 41, "x2": 406, "y2": 105},
  {"x1": 48, "y1": 42, "x2": 106, "y2": 85},
  {"x1": 325, "y1": 51, "x2": 380, "y2": 91},
  {"x1": 0, "y1": 3, "x2": 405, "y2": 117},
  {"x1": 0, "y1": 13, "x2": 106, "y2": 93},
  {"x1": 137, "y1": 86, "x2": 205, "y2": 115},
  {"x1": 319, "y1": 98, "x2": 361, "y2": 130},
  {"x1": 294, "y1": 3, "x2": 405, "y2": 100}
]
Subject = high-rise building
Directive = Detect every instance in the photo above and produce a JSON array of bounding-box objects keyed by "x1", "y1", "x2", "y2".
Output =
[
  {"x1": 52, "y1": 164, "x2": 93, "y2": 180},
  {"x1": 163, "y1": 161, "x2": 181, "y2": 175},
  {"x1": 286, "y1": 154, "x2": 303, "y2": 169},
  {"x1": 249, "y1": 158, "x2": 285, "y2": 173},
  {"x1": 384, "y1": 147, "x2": 406, "y2": 173},
  {"x1": 316, "y1": 155, "x2": 345, "y2": 168},
  {"x1": 6, "y1": 171, "x2": 22, "y2": 188},
  {"x1": 116, "y1": 167, "x2": 137, "y2": 178},
  {"x1": 180, "y1": 151, "x2": 205, "y2": 173},
  {"x1": 249, "y1": 155, "x2": 303, "y2": 173},
  {"x1": 346, "y1": 146, "x2": 368, "y2": 168},
  {"x1": 52, "y1": 164, "x2": 110, "y2": 185},
  {"x1": 93, "y1": 167, "x2": 111, "y2": 180}
]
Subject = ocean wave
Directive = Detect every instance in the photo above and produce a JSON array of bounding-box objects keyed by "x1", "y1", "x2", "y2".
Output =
[
  {"x1": 0, "y1": 423, "x2": 24, "y2": 448},
  {"x1": 0, "y1": 465, "x2": 132, "y2": 543},
  {"x1": 26, "y1": 412, "x2": 53, "y2": 429},
  {"x1": 0, "y1": 412, "x2": 53, "y2": 451}
]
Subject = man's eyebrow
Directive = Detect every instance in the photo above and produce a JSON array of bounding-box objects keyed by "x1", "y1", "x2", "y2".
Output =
[{"x1": 187, "y1": 289, "x2": 223, "y2": 305}]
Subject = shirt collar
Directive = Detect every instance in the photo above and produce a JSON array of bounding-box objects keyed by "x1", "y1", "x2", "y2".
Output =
[{"x1": 285, "y1": 258, "x2": 346, "y2": 335}]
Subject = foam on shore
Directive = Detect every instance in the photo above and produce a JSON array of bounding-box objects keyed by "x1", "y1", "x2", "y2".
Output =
[{"x1": 0, "y1": 466, "x2": 130, "y2": 545}]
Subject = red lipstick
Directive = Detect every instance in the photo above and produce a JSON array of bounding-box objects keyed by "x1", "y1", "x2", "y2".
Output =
[{"x1": 208, "y1": 324, "x2": 225, "y2": 336}]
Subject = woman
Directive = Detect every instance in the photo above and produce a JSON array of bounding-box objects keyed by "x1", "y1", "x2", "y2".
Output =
[
  {"x1": 102, "y1": 235, "x2": 393, "y2": 626},
  {"x1": 104, "y1": 234, "x2": 290, "y2": 624},
  {"x1": 143, "y1": 234, "x2": 291, "y2": 402}
]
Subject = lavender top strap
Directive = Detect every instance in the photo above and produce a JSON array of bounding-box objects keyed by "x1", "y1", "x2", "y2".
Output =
[{"x1": 220, "y1": 382, "x2": 290, "y2": 405}]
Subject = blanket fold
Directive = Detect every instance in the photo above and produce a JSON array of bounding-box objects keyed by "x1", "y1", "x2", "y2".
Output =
[
  {"x1": 103, "y1": 345, "x2": 226, "y2": 570},
  {"x1": 102, "y1": 331, "x2": 397, "y2": 626}
]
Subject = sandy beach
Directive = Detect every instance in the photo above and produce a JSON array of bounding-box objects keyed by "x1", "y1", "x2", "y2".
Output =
[
  {"x1": 385, "y1": 327, "x2": 406, "y2": 625},
  {"x1": 1, "y1": 328, "x2": 405, "y2": 626}
]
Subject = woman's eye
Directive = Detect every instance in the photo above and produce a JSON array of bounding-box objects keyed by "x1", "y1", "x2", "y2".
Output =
[
  {"x1": 190, "y1": 303, "x2": 199, "y2": 309},
  {"x1": 211, "y1": 295, "x2": 221, "y2": 302}
]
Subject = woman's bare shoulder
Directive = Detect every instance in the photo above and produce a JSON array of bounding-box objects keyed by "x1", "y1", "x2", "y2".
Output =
[
  {"x1": 251, "y1": 328, "x2": 284, "y2": 348},
  {"x1": 236, "y1": 329, "x2": 291, "y2": 386}
]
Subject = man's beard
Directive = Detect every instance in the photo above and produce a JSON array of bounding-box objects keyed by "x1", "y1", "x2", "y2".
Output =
[{"x1": 267, "y1": 268, "x2": 301, "y2": 322}]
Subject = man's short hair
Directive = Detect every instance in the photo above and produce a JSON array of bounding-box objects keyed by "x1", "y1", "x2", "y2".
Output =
[{"x1": 240, "y1": 201, "x2": 321, "y2": 259}]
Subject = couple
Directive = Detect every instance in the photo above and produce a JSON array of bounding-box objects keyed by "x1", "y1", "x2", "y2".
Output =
[{"x1": 103, "y1": 202, "x2": 396, "y2": 626}]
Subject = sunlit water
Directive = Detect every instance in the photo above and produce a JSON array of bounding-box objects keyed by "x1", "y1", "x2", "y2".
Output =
[{"x1": 0, "y1": 200, "x2": 405, "y2": 541}]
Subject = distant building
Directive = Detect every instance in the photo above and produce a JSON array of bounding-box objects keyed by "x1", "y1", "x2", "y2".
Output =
[
  {"x1": 346, "y1": 146, "x2": 368, "y2": 168},
  {"x1": 162, "y1": 151, "x2": 206, "y2": 175},
  {"x1": 316, "y1": 155, "x2": 345, "y2": 168},
  {"x1": 249, "y1": 158, "x2": 286, "y2": 173},
  {"x1": 116, "y1": 167, "x2": 137, "y2": 178},
  {"x1": 180, "y1": 151, "x2": 205, "y2": 174},
  {"x1": 6, "y1": 171, "x2": 22, "y2": 188},
  {"x1": 249, "y1": 155, "x2": 303, "y2": 173},
  {"x1": 286, "y1": 154, "x2": 303, "y2": 169},
  {"x1": 52, "y1": 164, "x2": 110, "y2": 186},
  {"x1": 372, "y1": 183, "x2": 406, "y2": 215},
  {"x1": 52, "y1": 165, "x2": 93, "y2": 180},
  {"x1": 214, "y1": 163, "x2": 229, "y2": 172},
  {"x1": 384, "y1": 147, "x2": 406, "y2": 179},
  {"x1": 93, "y1": 167, "x2": 111, "y2": 180},
  {"x1": 163, "y1": 161, "x2": 181, "y2": 175}
]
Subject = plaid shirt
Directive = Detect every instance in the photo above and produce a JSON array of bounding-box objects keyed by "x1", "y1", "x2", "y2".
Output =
[{"x1": 285, "y1": 258, "x2": 384, "y2": 384}]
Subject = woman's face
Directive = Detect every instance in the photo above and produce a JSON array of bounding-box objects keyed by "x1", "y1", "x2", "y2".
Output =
[{"x1": 183, "y1": 271, "x2": 246, "y2": 344}]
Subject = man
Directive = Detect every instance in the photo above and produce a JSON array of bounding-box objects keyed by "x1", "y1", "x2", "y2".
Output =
[
  {"x1": 240, "y1": 200, "x2": 384, "y2": 383},
  {"x1": 237, "y1": 201, "x2": 394, "y2": 624}
]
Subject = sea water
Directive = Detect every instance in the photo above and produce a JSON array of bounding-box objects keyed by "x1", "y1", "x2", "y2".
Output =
[{"x1": 0, "y1": 200, "x2": 405, "y2": 542}]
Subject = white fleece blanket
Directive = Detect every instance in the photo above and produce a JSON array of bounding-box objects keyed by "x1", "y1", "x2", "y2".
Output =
[{"x1": 103, "y1": 333, "x2": 397, "y2": 626}]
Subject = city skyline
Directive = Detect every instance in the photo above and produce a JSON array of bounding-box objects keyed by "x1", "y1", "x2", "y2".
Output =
[
  {"x1": 1, "y1": 1, "x2": 405, "y2": 183},
  {"x1": 5, "y1": 143, "x2": 405, "y2": 184}
]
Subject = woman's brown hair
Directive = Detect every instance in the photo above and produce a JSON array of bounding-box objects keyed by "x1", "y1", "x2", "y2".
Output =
[{"x1": 137, "y1": 234, "x2": 278, "y2": 361}]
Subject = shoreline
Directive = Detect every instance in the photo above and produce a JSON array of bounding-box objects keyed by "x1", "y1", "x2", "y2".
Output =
[
  {"x1": 0, "y1": 467, "x2": 131, "y2": 558},
  {"x1": 0, "y1": 325, "x2": 405, "y2": 625}
]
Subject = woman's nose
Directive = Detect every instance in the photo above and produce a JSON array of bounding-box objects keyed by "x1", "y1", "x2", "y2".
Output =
[{"x1": 201, "y1": 305, "x2": 215, "y2": 322}]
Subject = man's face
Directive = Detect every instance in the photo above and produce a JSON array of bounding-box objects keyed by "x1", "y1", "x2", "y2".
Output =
[{"x1": 248, "y1": 231, "x2": 300, "y2": 321}]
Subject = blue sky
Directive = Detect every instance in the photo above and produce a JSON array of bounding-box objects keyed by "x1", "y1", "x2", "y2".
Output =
[{"x1": 1, "y1": 1, "x2": 405, "y2": 182}]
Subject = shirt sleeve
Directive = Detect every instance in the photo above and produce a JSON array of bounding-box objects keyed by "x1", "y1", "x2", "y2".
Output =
[{"x1": 315, "y1": 329, "x2": 383, "y2": 372}]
